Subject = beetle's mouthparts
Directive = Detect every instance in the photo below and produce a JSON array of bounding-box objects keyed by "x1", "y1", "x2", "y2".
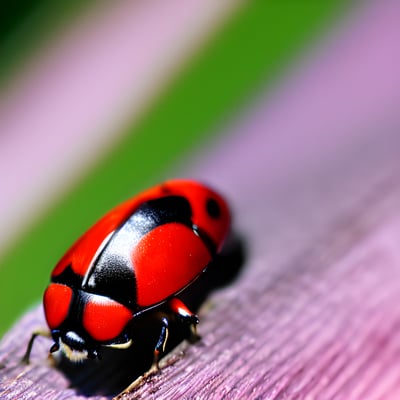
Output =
[{"x1": 50, "y1": 330, "x2": 100, "y2": 361}]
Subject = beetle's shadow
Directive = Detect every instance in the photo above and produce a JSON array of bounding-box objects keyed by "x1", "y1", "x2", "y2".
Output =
[
  {"x1": 58, "y1": 317, "x2": 180, "y2": 397},
  {"x1": 58, "y1": 232, "x2": 246, "y2": 398}
]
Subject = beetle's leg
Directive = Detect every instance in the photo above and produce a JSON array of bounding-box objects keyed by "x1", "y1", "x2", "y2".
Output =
[
  {"x1": 22, "y1": 329, "x2": 51, "y2": 364},
  {"x1": 113, "y1": 316, "x2": 170, "y2": 400},
  {"x1": 150, "y1": 316, "x2": 169, "y2": 372},
  {"x1": 167, "y1": 298, "x2": 200, "y2": 342},
  {"x1": 114, "y1": 304, "x2": 198, "y2": 399}
]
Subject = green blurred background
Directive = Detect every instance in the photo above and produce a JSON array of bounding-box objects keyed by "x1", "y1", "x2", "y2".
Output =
[{"x1": 0, "y1": 2, "x2": 346, "y2": 337}]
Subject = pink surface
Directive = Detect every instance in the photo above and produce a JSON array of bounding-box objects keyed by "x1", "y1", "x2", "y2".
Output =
[{"x1": 182, "y1": 1, "x2": 400, "y2": 398}]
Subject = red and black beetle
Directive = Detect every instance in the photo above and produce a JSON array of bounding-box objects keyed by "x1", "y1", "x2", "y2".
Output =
[{"x1": 24, "y1": 180, "x2": 230, "y2": 395}]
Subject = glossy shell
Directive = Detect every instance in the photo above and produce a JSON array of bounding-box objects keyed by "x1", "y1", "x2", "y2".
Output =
[{"x1": 43, "y1": 180, "x2": 231, "y2": 344}]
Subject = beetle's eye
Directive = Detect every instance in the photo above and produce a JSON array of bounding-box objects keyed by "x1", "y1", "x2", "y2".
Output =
[{"x1": 206, "y1": 198, "x2": 221, "y2": 219}]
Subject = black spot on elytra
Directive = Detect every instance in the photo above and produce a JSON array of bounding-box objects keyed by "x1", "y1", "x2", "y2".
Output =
[
  {"x1": 206, "y1": 197, "x2": 221, "y2": 219},
  {"x1": 52, "y1": 264, "x2": 83, "y2": 289},
  {"x1": 84, "y1": 252, "x2": 138, "y2": 309},
  {"x1": 134, "y1": 196, "x2": 193, "y2": 232}
]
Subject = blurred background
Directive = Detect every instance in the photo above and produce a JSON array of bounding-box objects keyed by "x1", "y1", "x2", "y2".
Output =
[{"x1": 0, "y1": 0, "x2": 379, "y2": 337}]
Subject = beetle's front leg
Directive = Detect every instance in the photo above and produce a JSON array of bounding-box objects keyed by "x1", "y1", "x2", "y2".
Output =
[{"x1": 22, "y1": 329, "x2": 51, "y2": 364}]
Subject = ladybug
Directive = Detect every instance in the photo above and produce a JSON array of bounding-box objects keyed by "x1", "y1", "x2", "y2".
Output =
[{"x1": 23, "y1": 180, "x2": 230, "y2": 395}]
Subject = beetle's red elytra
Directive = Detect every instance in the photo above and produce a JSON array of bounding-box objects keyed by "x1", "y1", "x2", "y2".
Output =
[{"x1": 23, "y1": 179, "x2": 231, "y2": 396}]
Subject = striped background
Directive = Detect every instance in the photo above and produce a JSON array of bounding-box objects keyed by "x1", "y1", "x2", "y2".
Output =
[{"x1": 1, "y1": 1, "x2": 355, "y2": 337}]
